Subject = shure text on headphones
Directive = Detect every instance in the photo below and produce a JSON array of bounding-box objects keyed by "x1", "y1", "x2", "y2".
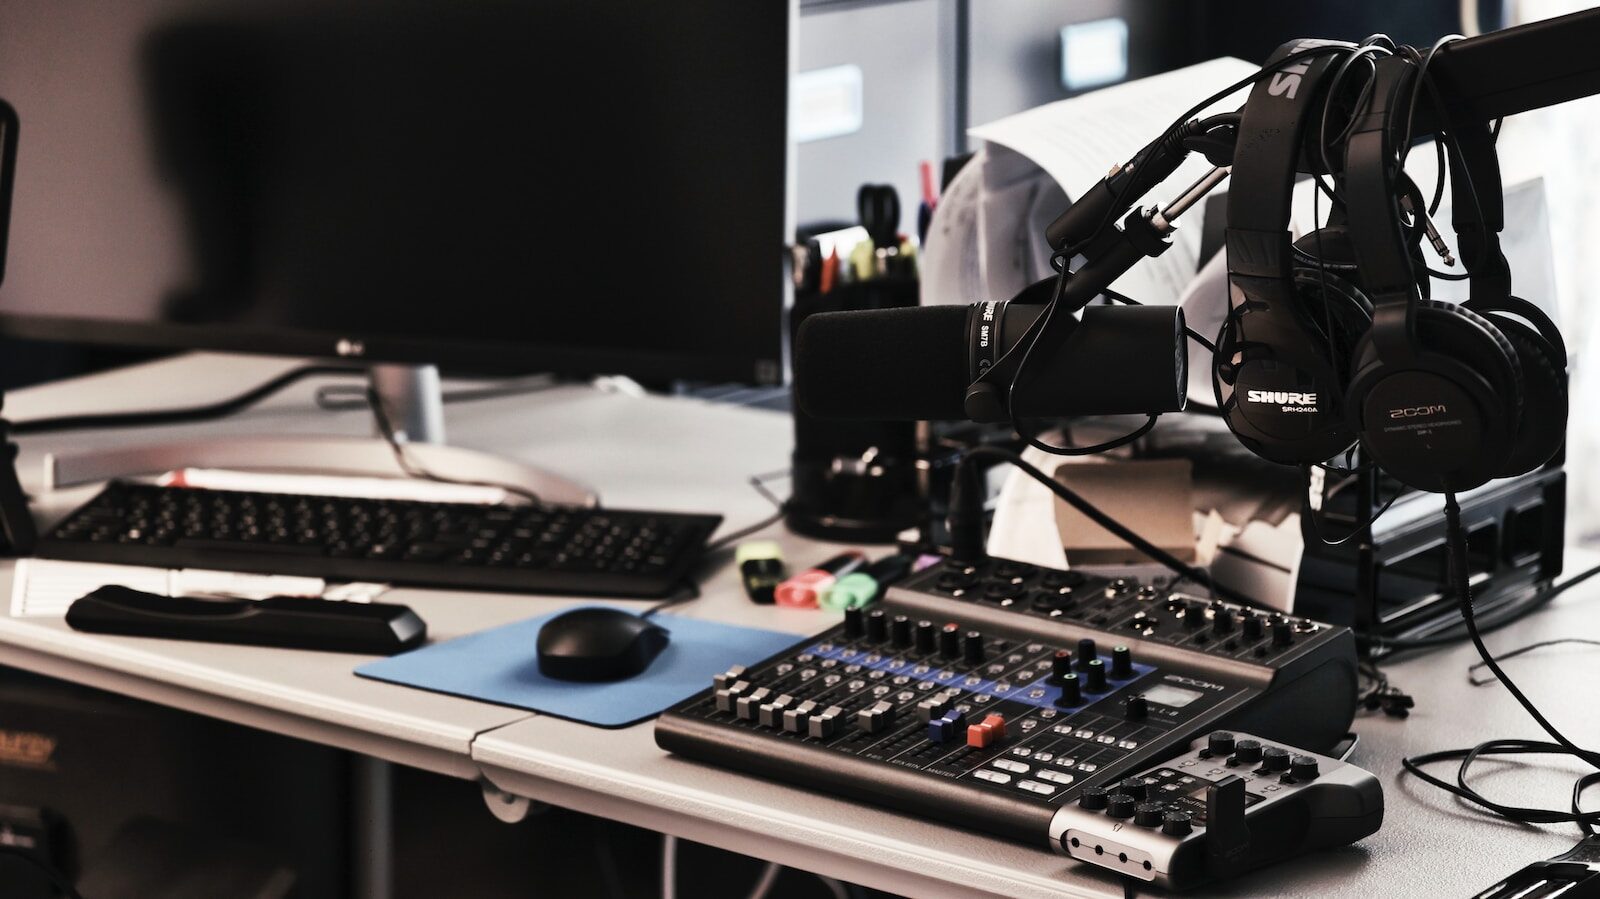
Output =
[
  {"x1": 1245, "y1": 389, "x2": 1318, "y2": 412},
  {"x1": 1267, "y1": 39, "x2": 1327, "y2": 100}
]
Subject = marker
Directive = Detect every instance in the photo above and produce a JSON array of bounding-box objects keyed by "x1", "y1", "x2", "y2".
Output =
[
  {"x1": 736, "y1": 540, "x2": 786, "y2": 605},
  {"x1": 917, "y1": 160, "x2": 938, "y2": 244},
  {"x1": 774, "y1": 551, "x2": 867, "y2": 608},
  {"x1": 821, "y1": 554, "x2": 915, "y2": 611}
]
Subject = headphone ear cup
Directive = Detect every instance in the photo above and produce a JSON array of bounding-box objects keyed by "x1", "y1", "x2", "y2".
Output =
[
  {"x1": 1347, "y1": 300, "x2": 1522, "y2": 492},
  {"x1": 1486, "y1": 314, "x2": 1567, "y2": 476}
]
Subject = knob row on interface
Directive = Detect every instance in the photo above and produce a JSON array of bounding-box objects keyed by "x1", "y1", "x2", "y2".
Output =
[
  {"x1": 1078, "y1": 787, "x2": 1194, "y2": 836},
  {"x1": 1204, "y1": 731, "x2": 1320, "y2": 779},
  {"x1": 848, "y1": 609, "x2": 988, "y2": 664}
]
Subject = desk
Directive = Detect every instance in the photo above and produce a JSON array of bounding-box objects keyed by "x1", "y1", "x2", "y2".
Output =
[{"x1": 2, "y1": 353, "x2": 1598, "y2": 898}]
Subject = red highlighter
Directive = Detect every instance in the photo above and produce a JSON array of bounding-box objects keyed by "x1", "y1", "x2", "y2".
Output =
[{"x1": 774, "y1": 551, "x2": 866, "y2": 608}]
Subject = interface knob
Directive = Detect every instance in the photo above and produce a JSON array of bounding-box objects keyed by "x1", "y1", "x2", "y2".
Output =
[
  {"x1": 1135, "y1": 802, "x2": 1165, "y2": 827},
  {"x1": 1161, "y1": 811, "x2": 1193, "y2": 836},
  {"x1": 1076, "y1": 638, "x2": 1098, "y2": 670},
  {"x1": 843, "y1": 606, "x2": 865, "y2": 639},
  {"x1": 1107, "y1": 793, "x2": 1137, "y2": 819},
  {"x1": 891, "y1": 615, "x2": 912, "y2": 648},
  {"x1": 1261, "y1": 746, "x2": 1291, "y2": 772},
  {"x1": 1184, "y1": 600, "x2": 1206, "y2": 629},
  {"x1": 939, "y1": 623, "x2": 961, "y2": 658},
  {"x1": 963, "y1": 631, "x2": 986, "y2": 664},
  {"x1": 915, "y1": 620, "x2": 937, "y2": 654},
  {"x1": 1078, "y1": 787, "x2": 1110, "y2": 811},
  {"x1": 1212, "y1": 606, "x2": 1235, "y2": 634},
  {"x1": 866, "y1": 609, "x2": 889, "y2": 643},
  {"x1": 1272, "y1": 619, "x2": 1294, "y2": 647},
  {"x1": 1050, "y1": 650, "x2": 1074, "y2": 683},
  {"x1": 1084, "y1": 659, "x2": 1108, "y2": 692},
  {"x1": 1207, "y1": 731, "x2": 1237, "y2": 757},
  {"x1": 1290, "y1": 755, "x2": 1320, "y2": 780},
  {"x1": 1110, "y1": 645, "x2": 1133, "y2": 679},
  {"x1": 1241, "y1": 614, "x2": 1264, "y2": 640},
  {"x1": 1055, "y1": 673, "x2": 1082, "y2": 707},
  {"x1": 1232, "y1": 739, "x2": 1263, "y2": 764},
  {"x1": 1124, "y1": 695, "x2": 1148, "y2": 720},
  {"x1": 1115, "y1": 777, "x2": 1148, "y2": 801}
]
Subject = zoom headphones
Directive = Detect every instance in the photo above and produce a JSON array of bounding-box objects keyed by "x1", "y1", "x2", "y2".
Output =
[
  {"x1": 1216, "y1": 38, "x2": 1374, "y2": 465},
  {"x1": 1342, "y1": 54, "x2": 1568, "y2": 493}
]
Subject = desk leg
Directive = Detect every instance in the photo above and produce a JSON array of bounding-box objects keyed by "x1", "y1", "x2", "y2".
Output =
[{"x1": 352, "y1": 756, "x2": 394, "y2": 899}]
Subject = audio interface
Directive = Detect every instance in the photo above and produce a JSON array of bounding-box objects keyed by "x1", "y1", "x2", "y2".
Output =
[
  {"x1": 1053, "y1": 730, "x2": 1382, "y2": 889},
  {"x1": 656, "y1": 557, "x2": 1360, "y2": 861}
]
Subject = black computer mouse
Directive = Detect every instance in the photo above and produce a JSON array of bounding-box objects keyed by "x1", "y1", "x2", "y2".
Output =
[{"x1": 536, "y1": 607, "x2": 671, "y2": 682}]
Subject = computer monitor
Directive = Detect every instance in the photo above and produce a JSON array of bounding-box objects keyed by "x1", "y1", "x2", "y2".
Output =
[{"x1": 0, "y1": 0, "x2": 793, "y2": 387}]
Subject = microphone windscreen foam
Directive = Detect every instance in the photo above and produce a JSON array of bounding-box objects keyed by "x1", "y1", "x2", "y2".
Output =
[{"x1": 794, "y1": 305, "x2": 971, "y2": 420}]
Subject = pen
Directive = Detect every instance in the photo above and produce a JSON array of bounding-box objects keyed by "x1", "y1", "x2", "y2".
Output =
[
  {"x1": 917, "y1": 160, "x2": 938, "y2": 244},
  {"x1": 821, "y1": 553, "x2": 914, "y2": 611},
  {"x1": 774, "y1": 551, "x2": 867, "y2": 608}
]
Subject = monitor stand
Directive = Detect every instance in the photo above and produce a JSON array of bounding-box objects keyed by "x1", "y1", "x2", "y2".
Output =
[{"x1": 38, "y1": 363, "x2": 599, "y2": 506}]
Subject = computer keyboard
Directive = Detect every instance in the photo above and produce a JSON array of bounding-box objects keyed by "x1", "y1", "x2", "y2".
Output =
[{"x1": 38, "y1": 482, "x2": 723, "y2": 598}]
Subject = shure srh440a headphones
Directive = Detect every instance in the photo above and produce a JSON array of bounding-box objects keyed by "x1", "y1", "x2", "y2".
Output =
[
  {"x1": 1215, "y1": 38, "x2": 1375, "y2": 465},
  {"x1": 1342, "y1": 54, "x2": 1568, "y2": 493}
]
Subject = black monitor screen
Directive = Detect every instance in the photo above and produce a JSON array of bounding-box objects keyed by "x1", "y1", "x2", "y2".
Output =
[{"x1": 0, "y1": 0, "x2": 791, "y2": 383}]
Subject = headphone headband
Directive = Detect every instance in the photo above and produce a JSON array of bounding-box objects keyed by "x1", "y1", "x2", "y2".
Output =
[{"x1": 1226, "y1": 39, "x2": 1350, "y2": 308}]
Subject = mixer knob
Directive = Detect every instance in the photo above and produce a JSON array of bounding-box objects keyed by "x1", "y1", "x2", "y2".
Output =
[
  {"x1": 1106, "y1": 793, "x2": 1137, "y2": 819},
  {"x1": 1261, "y1": 746, "x2": 1291, "y2": 772},
  {"x1": 866, "y1": 609, "x2": 889, "y2": 643},
  {"x1": 1050, "y1": 650, "x2": 1074, "y2": 683},
  {"x1": 1272, "y1": 619, "x2": 1294, "y2": 646},
  {"x1": 1212, "y1": 606, "x2": 1235, "y2": 634},
  {"x1": 1078, "y1": 787, "x2": 1110, "y2": 811},
  {"x1": 1290, "y1": 755, "x2": 1320, "y2": 780},
  {"x1": 1055, "y1": 673, "x2": 1082, "y2": 707},
  {"x1": 1184, "y1": 600, "x2": 1206, "y2": 629},
  {"x1": 843, "y1": 607, "x2": 865, "y2": 639},
  {"x1": 1084, "y1": 659, "x2": 1108, "y2": 692},
  {"x1": 1134, "y1": 802, "x2": 1165, "y2": 827},
  {"x1": 1232, "y1": 739, "x2": 1263, "y2": 764},
  {"x1": 915, "y1": 620, "x2": 937, "y2": 654},
  {"x1": 1241, "y1": 614, "x2": 1264, "y2": 640},
  {"x1": 1076, "y1": 639, "x2": 1098, "y2": 670},
  {"x1": 939, "y1": 623, "x2": 961, "y2": 658},
  {"x1": 1115, "y1": 777, "x2": 1148, "y2": 800},
  {"x1": 1161, "y1": 811, "x2": 1193, "y2": 836},
  {"x1": 1125, "y1": 694, "x2": 1148, "y2": 720},
  {"x1": 963, "y1": 630, "x2": 986, "y2": 664},
  {"x1": 891, "y1": 615, "x2": 912, "y2": 648},
  {"x1": 1110, "y1": 645, "x2": 1133, "y2": 679},
  {"x1": 1206, "y1": 731, "x2": 1236, "y2": 757}
]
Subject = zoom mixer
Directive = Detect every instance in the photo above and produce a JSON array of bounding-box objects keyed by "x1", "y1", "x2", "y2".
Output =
[{"x1": 656, "y1": 557, "x2": 1358, "y2": 849}]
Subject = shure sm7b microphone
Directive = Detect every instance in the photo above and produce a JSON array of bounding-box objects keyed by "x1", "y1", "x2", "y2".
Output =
[{"x1": 794, "y1": 298, "x2": 1188, "y2": 421}]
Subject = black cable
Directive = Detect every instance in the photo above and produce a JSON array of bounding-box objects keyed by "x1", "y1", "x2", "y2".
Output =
[
  {"x1": 1399, "y1": 493, "x2": 1600, "y2": 835},
  {"x1": 1468, "y1": 639, "x2": 1600, "y2": 686},
  {"x1": 0, "y1": 845, "x2": 82, "y2": 899},
  {"x1": 363, "y1": 385, "x2": 544, "y2": 505},
  {"x1": 703, "y1": 507, "x2": 786, "y2": 556},
  {"x1": 961, "y1": 445, "x2": 1269, "y2": 610},
  {"x1": 1101, "y1": 287, "x2": 1216, "y2": 352},
  {"x1": 11, "y1": 363, "x2": 366, "y2": 435}
]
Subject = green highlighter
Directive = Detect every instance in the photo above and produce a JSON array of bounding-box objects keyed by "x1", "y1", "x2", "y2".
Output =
[{"x1": 821, "y1": 554, "x2": 914, "y2": 611}]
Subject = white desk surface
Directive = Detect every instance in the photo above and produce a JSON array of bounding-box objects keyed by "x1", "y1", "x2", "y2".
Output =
[{"x1": 4, "y1": 353, "x2": 1599, "y2": 898}]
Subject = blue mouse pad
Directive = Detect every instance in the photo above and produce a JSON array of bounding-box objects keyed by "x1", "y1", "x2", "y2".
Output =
[{"x1": 354, "y1": 607, "x2": 804, "y2": 728}]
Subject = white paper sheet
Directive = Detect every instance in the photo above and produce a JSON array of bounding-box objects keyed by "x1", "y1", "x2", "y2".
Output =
[{"x1": 9, "y1": 559, "x2": 388, "y2": 618}]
